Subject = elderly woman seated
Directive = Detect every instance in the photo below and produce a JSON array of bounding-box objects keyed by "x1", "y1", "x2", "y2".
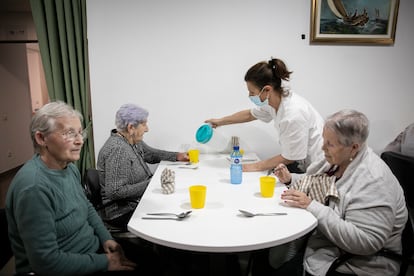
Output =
[
  {"x1": 6, "y1": 101, "x2": 137, "y2": 275},
  {"x1": 274, "y1": 109, "x2": 408, "y2": 276},
  {"x1": 97, "y1": 103, "x2": 189, "y2": 230}
]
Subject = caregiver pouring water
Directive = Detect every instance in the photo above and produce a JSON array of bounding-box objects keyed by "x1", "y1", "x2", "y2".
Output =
[{"x1": 205, "y1": 57, "x2": 324, "y2": 173}]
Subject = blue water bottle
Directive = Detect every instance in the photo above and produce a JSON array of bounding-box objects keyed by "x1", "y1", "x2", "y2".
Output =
[{"x1": 230, "y1": 146, "x2": 242, "y2": 184}]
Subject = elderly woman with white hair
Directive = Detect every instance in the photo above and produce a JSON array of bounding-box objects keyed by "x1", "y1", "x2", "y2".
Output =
[
  {"x1": 97, "y1": 103, "x2": 189, "y2": 229},
  {"x1": 6, "y1": 101, "x2": 136, "y2": 275},
  {"x1": 273, "y1": 109, "x2": 408, "y2": 276}
]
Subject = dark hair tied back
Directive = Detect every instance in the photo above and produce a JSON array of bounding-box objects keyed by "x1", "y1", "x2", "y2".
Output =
[
  {"x1": 268, "y1": 58, "x2": 277, "y2": 79},
  {"x1": 268, "y1": 57, "x2": 292, "y2": 81},
  {"x1": 244, "y1": 57, "x2": 292, "y2": 93}
]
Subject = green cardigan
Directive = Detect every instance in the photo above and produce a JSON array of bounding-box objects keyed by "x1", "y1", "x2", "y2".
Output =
[{"x1": 6, "y1": 154, "x2": 112, "y2": 275}]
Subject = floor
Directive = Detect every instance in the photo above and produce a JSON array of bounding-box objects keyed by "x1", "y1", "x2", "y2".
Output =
[{"x1": 0, "y1": 257, "x2": 14, "y2": 276}]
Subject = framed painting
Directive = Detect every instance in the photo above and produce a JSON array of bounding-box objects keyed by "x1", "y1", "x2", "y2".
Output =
[{"x1": 310, "y1": 0, "x2": 400, "y2": 45}]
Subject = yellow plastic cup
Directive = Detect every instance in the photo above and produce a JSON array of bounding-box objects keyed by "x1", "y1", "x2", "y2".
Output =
[
  {"x1": 188, "y1": 149, "x2": 200, "y2": 163},
  {"x1": 189, "y1": 185, "x2": 207, "y2": 209},
  {"x1": 260, "y1": 176, "x2": 276, "y2": 198}
]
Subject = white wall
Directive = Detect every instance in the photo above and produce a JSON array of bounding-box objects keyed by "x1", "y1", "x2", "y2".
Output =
[{"x1": 87, "y1": 0, "x2": 414, "y2": 162}]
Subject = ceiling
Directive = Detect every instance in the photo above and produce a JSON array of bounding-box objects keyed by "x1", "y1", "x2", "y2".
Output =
[{"x1": 0, "y1": 0, "x2": 31, "y2": 12}]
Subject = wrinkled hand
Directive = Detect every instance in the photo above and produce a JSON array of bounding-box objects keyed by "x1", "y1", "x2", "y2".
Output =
[
  {"x1": 273, "y1": 164, "x2": 291, "y2": 184},
  {"x1": 177, "y1": 152, "x2": 189, "y2": 162},
  {"x1": 281, "y1": 189, "x2": 312, "y2": 209},
  {"x1": 104, "y1": 240, "x2": 136, "y2": 271}
]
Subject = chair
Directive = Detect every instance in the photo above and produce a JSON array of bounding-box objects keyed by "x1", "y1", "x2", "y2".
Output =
[
  {"x1": 83, "y1": 168, "x2": 136, "y2": 239},
  {"x1": 326, "y1": 151, "x2": 414, "y2": 276},
  {"x1": 0, "y1": 208, "x2": 13, "y2": 270},
  {"x1": 381, "y1": 151, "x2": 414, "y2": 226},
  {"x1": 381, "y1": 151, "x2": 414, "y2": 275}
]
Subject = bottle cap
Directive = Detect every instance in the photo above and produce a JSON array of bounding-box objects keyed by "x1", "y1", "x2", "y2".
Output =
[{"x1": 195, "y1": 124, "x2": 213, "y2": 144}]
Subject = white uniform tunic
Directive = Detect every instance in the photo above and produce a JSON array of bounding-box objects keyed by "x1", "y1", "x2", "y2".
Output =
[{"x1": 251, "y1": 91, "x2": 324, "y2": 171}]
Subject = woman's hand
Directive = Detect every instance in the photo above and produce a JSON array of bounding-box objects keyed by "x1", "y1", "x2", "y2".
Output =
[
  {"x1": 281, "y1": 189, "x2": 312, "y2": 209},
  {"x1": 104, "y1": 240, "x2": 136, "y2": 271},
  {"x1": 204, "y1": 119, "x2": 221, "y2": 128},
  {"x1": 273, "y1": 164, "x2": 291, "y2": 184}
]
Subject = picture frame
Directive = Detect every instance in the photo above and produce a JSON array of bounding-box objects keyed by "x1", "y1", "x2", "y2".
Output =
[{"x1": 310, "y1": 0, "x2": 400, "y2": 45}]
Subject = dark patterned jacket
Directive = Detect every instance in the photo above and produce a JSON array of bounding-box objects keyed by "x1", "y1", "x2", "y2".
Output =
[{"x1": 97, "y1": 129, "x2": 177, "y2": 222}]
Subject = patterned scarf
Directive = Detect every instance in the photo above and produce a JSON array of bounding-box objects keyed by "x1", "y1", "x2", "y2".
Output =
[{"x1": 290, "y1": 174, "x2": 339, "y2": 204}]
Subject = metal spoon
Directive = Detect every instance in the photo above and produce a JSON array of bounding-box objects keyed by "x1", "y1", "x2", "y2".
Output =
[
  {"x1": 166, "y1": 162, "x2": 192, "y2": 166},
  {"x1": 238, "y1": 209, "x2": 287, "y2": 217},
  {"x1": 141, "y1": 217, "x2": 188, "y2": 221},
  {"x1": 145, "y1": 210, "x2": 192, "y2": 218}
]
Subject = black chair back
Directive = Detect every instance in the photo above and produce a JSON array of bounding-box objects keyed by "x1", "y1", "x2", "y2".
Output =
[
  {"x1": 0, "y1": 208, "x2": 13, "y2": 269},
  {"x1": 83, "y1": 168, "x2": 102, "y2": 208},
  {"x1": 381, "y1": 151, "x2": 414, "y2": 275},
  {"x1": 381, "y1": 151, "x2": 414, "y2": 211},
  {"x1": 83, "y1": 168, "x2": 136, "y2": 237}
]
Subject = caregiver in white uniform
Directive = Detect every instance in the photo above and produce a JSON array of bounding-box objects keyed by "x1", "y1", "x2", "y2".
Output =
[{"x1": 205, "y1": 58, "x2": 324, "y2": 173}]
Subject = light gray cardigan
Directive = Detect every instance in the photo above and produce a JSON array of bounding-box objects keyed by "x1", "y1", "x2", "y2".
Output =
[{"x1": 292, "y1": 146, "x2": 408, "y2": 276}]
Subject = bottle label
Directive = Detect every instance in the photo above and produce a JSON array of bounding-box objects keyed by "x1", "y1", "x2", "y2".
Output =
[{"x1": 233, "y1": 158, "x2": 240, "y2": 164}]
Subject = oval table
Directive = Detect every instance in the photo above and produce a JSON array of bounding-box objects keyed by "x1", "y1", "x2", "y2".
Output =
[{"x1": 127, "y1": 153, "x2": 317, "y2": 274}]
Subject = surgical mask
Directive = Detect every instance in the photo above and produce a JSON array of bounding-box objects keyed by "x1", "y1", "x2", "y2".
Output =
[{"x1": 249, "y1": 88, "x2": 268, "y2": 106}]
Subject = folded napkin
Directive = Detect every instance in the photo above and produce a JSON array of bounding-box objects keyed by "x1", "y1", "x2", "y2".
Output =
[
  {"x1": 290, "y1": 174, "x2": 339, "y2": 204},
  {"x1": 160, "y1": 168, "x2": 175, "y2": 194}
]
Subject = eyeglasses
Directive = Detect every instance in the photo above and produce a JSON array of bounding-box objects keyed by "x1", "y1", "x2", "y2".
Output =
[{"x1": 60, "y1": 129, "x2": 88, "y2": 142}]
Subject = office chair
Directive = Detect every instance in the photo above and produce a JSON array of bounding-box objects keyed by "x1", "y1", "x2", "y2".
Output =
[
  {"x1": 83, "y1": 168, "x2": 137, "y2": 239},
  {"x1": 326, "y1": 151, "x2": 414, "y2": 276}
]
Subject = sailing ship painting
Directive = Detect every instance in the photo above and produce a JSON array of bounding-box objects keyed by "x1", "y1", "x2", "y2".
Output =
[{"x1": 319, "y1": 0, "x2": 393, "y2": 35}]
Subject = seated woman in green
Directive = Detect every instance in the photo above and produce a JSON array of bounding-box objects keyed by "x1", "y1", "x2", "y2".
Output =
[{"x1": 6, "y1": 101, "x2": 136, "y2": 275}]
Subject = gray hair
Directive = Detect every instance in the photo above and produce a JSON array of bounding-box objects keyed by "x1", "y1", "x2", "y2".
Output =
[
  {"x1": 30, "y1": 101, "x2": 83, "y2": 151},
  {"x1": 115, "y1": 104, "x2": 149, "y2": 131},
  {"x1": 324, "y1": 109, "x2": 369, "y2": 147}
]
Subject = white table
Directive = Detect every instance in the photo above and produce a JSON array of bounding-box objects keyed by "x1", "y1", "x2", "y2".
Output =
[{"x1": 127, "y1": 153, "x2": 317, "y2": 253}]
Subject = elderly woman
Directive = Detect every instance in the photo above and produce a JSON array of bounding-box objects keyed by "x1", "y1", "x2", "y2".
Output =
[
  {"x1": 6, "y1": 101, "x2": 136, "y2": 275},
  {"x1": 274, "y1": 109, "x2": 408, "y2": 276},
  {"x1": 97, "y1": 103, "x2": 189, "y2": 229}
]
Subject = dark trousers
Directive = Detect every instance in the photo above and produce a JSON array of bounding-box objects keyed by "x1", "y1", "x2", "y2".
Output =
[
  {"x1": 156, "y1": 246, "x2": 242, "y2": 276},
  {"x1": 286, "y1": 161, "x2": 304, "y2": 173},
  {"x1": 251, "y1": 248, "x2": 355, "y2": 276},
  {"x1": 251, "y1": 247, "x2": 304, "y2": 276}
]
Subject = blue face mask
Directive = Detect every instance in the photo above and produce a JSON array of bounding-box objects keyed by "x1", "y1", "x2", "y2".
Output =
[{"x1": 249, "y1": 88, "x2": 268, "y2": 106}]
